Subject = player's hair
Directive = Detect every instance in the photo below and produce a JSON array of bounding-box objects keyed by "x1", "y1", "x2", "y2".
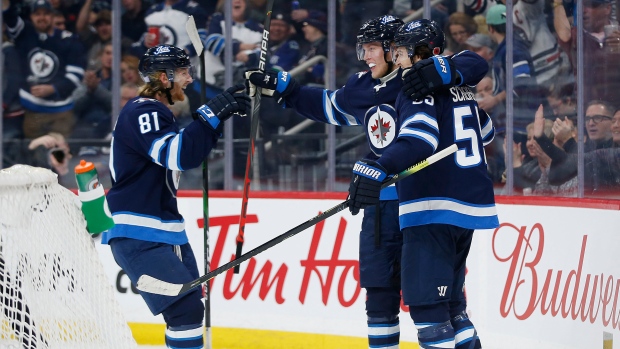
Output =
[{"x1": 138, "y1": 71, "x2": 167, "y2": 98}]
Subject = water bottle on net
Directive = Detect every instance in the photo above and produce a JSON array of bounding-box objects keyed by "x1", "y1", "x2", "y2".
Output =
[{"x1": 74, "y1": 160, "x2": 115, "y2": 234}]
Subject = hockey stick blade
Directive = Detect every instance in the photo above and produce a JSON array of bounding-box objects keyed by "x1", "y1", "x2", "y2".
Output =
[
  {"x1": 136, "y1": 144, "x2": 458, "y2": 296},
  {"x1": 186, "y1": 15, "x2": 204, "y2": 56}
]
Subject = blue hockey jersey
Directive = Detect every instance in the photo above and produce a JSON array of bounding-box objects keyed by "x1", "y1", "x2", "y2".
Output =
[
  {"x1": 377, "y1": 85, "x2": 499, "y2": 230},
  {"x1": 102, "y1": 97, "x2": 220, "y2": 245},
  {"x1": 284, "y1": 50, "x2": 489, "y2": 200},
  {"x1": 3, "y1": 8, "x2": 85, "y2": 113}
]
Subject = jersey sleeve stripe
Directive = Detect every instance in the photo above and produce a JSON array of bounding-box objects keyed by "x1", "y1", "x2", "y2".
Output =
[
  {"x1": 166, "y1": 132, "x2": 183, "y2": 171},
  {"x1": 401, "y1": 112, "x2": 439, "y2": 132},
  {"x1": 329, "y1": 91, "x2": 360, "y2": 126},
  {"x1": 148, "y1": 132, "x2": 175, "y2": 166},
  {"x1": 6, "y1": 17, "x2": 24, "y2": 37},
  {"x1": 64, "y1": 73, "x2": 82, "y2": 87},
  {"x1": 322, "y1": 90, "x2": 341, "y2": 125},
  {"x1": 397, "y1": 129, "x2": 438, "y2": 151},
  {"x1": 66, "y1": 65, "x2": 85, "y2": 76},
  {"x1": 480, "y1": 117, "x2": 494, "y2": 144}
]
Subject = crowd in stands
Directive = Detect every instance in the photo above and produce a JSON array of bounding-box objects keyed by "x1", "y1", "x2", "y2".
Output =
[{"x1": 3, "y1": 0, "x2": 620, "y2": 196}]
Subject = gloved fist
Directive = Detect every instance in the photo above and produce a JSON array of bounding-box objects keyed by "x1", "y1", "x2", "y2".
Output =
[
  {"x1": 195, "y1": 84, "x2": 251, "y2": 130},
  {"x1": 347, "y1": 160, "x2": 387, "y2": 215},
  {"x1": 244, "y1": 69, "x2": 298, "y2": 105},
  {"x1": 402, "y1": 55, "x2": 457, "y2": 100}
]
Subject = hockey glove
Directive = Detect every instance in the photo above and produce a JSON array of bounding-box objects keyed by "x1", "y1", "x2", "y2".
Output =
[
  {"x1": 195, "y1": 84, "x2": 251, "y2": 130},
  {"x1": 245, "y1": 69, "x2": 299, "y2": 105},
  {"x1": 347, "y1": 160, "x2": 387, "y2": 215},
  {"x1": 402, "y1": 55, "x2": 458, "y2": 100}
]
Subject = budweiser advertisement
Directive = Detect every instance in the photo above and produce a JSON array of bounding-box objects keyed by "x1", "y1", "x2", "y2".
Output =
[{"x1": 94, "y1": 192, "x2": 620, "y2": 348}]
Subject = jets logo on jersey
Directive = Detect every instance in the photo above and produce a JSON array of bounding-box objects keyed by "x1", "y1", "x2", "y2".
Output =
[
  {"x1": 27, "y1": 49, "x2": 59, "y2": 83},
  {"x1": 365, "y1": 104, "x2": 397, "y2": 155},
  {"x1": 356, "y1": 71, "x2": 368, "y2": 79}
]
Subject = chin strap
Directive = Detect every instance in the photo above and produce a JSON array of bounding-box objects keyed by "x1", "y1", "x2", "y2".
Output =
[{"x1": 164, "y1": 81, "x2": 175, "y2": 105}]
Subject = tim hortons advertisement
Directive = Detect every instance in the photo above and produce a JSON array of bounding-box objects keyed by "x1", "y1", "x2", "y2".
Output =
[{"x1": 94, "y1": 194, "x2": 620, "y2": 348}]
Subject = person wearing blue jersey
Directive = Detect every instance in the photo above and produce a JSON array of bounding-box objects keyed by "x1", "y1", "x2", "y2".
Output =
[
  {"x1": 102, "y1": 44, "x2": 250, "y2": 349},
  {"x1": 245, "y1": 15, "x2": 488, "y2": 348},
  {"x1": 347, "y1": 20, "x2": 498, "y2": 349},
  {"x1": 2, "y1": 0, "x2": 86, "y2": 140}
]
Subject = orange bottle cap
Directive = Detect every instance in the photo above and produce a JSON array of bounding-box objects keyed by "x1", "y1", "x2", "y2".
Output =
[{"x1": 74, "y1": 159, "x2": 95, "y2": 174}]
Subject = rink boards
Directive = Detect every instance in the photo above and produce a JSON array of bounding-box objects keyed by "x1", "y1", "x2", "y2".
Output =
[{"x1": 94, "y1": 192, "x2": 620, "y2": 349}]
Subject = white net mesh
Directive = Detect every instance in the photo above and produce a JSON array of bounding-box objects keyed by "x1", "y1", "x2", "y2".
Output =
[{"x1": 0, "y1": 165, "x2": 137, "y2": 349}]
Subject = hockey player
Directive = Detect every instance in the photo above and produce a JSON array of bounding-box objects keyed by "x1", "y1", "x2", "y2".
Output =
[
  {"x1": 245, "y1": 16, "x2": 488, "y2": 348},
  {"x1": 347, "y1": 20, "x2": 499, "y2": 349},
  {"x1": 102, "y1": 44, "x2": 250, "y2": 349}
]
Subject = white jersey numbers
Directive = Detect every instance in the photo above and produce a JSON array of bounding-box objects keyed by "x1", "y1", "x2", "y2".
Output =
[
  {"x1": 138, "y1": 112, "x2": 161, "y2": 134},
  {"x1": 453, "y1": 106, "x2": 482, "y2": 168}
]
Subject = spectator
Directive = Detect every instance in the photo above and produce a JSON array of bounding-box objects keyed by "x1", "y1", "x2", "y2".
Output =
[
  {"x1": 483, "y1": 3, "x2": 538, "y2": 131},
  {"x1": 512, "y1": 0, "x2": 566, "y2": 89},
  {"x1": 204, "y1": 0, "x2": 262, "y2": 87},
  {"x1": 246, "y1": 11, "x2": 300, "y2": 71},
  {"x1": 554, "y1": 0, "x2": 620, "y2": 103},
  {"x1": 120, "y1": 82, "x2": 140, "y2": 108},
  {"x1": 121, "y1": 54, "x2": 144, "y2": 86},
  {"x1": 76, "y1": 5, "x2": 113, "y2": 70},
  {"x1": 504, "y1": 113, "x2": 554, "y2": 194},
  {"x1": 2, "y1": 0, "x2": 86, "y2": 139},
  {"x1": 583, "y1": 100, "x2": 615, "y2": 150},
  {"x1": 2, "y1": 32, "x2": 25, "y2": 140},
  {"x1": 547, "y1": 79, "x2": 576, "y2": 120},
  {"x1": 445, "y1": 12, "x2": 478, "y2": 55},
  {"x1": 534, "y1": 101, "x2": 616, "y2": 192},
  {"x1": 464, "y1": 33, "x2": 495, "y2": 63},
  {"x1": 297, "y1": 10, "x2": 328, "y2": 86},
  {"x1": 72, "y1": 43, "x2": 113, "y2": 139},
  {"x1": 130, "y1": 0, "x2": 209, "y2": 70},
  {"x1": 47, "y1": 0, "x2": 81, "y2": 32},
  {"x1": 51, "y1": 10, "x2": 66, "y2": 31},
  {"x1": 121, "y1": 0, "x2": 147, "y2": 42},
  {"x1": 27, "y1": 132, "x2": 72, "y2": 176}
]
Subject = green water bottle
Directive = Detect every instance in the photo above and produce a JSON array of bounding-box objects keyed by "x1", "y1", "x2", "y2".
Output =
[{"x1": 75, "y1": 160, "x2": 115, "y2": 234}]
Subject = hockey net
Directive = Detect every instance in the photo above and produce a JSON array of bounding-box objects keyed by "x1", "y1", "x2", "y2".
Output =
[{"x1": 0, "y1": 165, "x2": 137, "y2": 349}]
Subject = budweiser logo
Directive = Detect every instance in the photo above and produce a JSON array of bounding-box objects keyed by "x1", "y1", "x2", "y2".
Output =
[{"x1": 493, "y1": 223, "x2": 620, "y2": 329}]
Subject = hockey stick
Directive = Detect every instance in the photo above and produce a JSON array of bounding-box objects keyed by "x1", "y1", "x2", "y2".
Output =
[
  {"x1": 136, "y1": 144, "x2": 458, "y2": 297},
  {"x1": 234, "y1": 0, "x2": 276, "y2": 273},
  {"x1": 186, "y1": 15, "x2": 212, "y2": 348}
]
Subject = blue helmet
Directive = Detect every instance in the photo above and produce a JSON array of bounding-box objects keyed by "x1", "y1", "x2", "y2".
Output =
[
  {"x1": 393, "y1": 19, "x2": 445, "y2": 57},
  {"x1": 138, "y1": 44, "x2": 191, "y2": 83},
  {"x1": 356, "y1": 15, "x2": 404, "y2": 61}
]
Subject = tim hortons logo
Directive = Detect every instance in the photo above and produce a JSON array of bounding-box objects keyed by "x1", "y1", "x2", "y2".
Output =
[
  {"x1": 493, "y1": 223, "x2": 620, "y2": 329},
  {"x1": 196, "y1": 213, "x2": 410, "y2": 311}
]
